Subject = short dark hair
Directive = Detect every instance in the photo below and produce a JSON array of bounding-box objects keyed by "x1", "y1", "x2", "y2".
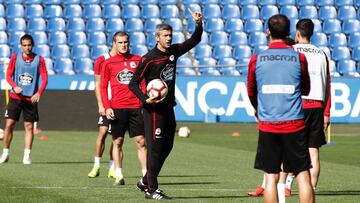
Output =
[
  {"x1": 155, "y1": 23, "x2": 172, "y2": 36},
  {"x1": 284, "y1": 37, "x2": 295, "y2": 46},
  {"x1": 112, "y1": 31, "x2": 129, "y2": 42},
  {"x1": 20, "y1": 34, "x2": 34, "y2": 45},
  {"x1": 268, "y1": 14, "x2": 290, "y2": 40},
  {"x1": 296, "y1": 19, "x2": 314, "y2": 41}
]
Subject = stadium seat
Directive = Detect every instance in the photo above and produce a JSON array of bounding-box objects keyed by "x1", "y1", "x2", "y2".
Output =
[
  {"x1": 233, "y1": 45, "x2": 252, "y2": 61},
  {"x1": 3, "y1": 0, "x2": 23, "y2": 3},
  {"x1": 142, "y1": 4, "x2": 160, "y2": 19},
  {"x1": 277, "y1": 0, "x2": 296, "y2": 6},
  {"x1": 338, "y1": 59, "x2": 359, "y2": 77},
  {"x1": 121, "y1": 0, "x2": 139, "y2": 4},
  {"x1": 328, "y1": 33, "x2": 347, "y2": 48},
  {"x1": 130, "y1": 44, "x2": 148, "y2": 56},
  {"x1": 338, "y1": 6, "x2": 357, "y2": 21},
  {"x1": 144, "y1": 18, "x2": 162, "y2": 32},
  {"x1": 67, "y1": 18, "x2": 85, "y2": 32},
  {"x1": 177, "y1": 57, "x2": 196, "y2": 76},
  {"x1": 244, "y1": 19, "x2": 263, "y2": 33},
  {"x1": 297, "y1": 0, "x2": 315, "y2": 6},
  {"x1": 44, "y1": 57, "x2": 55, "y2": 75},
  {"x1": 24, "y1": 0, "x2": 43, "y2": 4},
  {"x1": 5, "y1": 4, "x2": 24, "y2": 18},
  {"x1": 51, "y1": 44, "x2": 70, "y2": 59},
  {"x1": 319, "y1": 6, "x2": 337, "y2": 21},
  {"x1": 253, "y1": 45, "x2": 268, "y2": 54},
  {"x1": 328, "y1": 59, "x2": 340, "y2": 77},
  {"x1": 0, "y1": 44, "x2": 10, "y2": 58},
  {"x1": 351, "y1": 46, "x2": 360, "y2": 62},
  {"x1": 25, "y1": 4, "x2": 43, "y2": 19},
  {"x1": 0, "y1": 18, "x2": 5, "y2": 31},
  {"x1": 248, "y1": 32, "x2": 267, "y2": 47},
  {"x1": 239, "y1": 0, "x2": 258, "y2": 5},
  {"x1": 28, "y1": 18, "x2": 46, "y2": 32},
  {"x1": 8, "y1": 31, "x2": 25, "y2": 47},
  {"x1": 106, "y1": 18, "x2": 124, "y2": 33},
  {"x1": 280, "y1": 5, "x2": 298, "y2": 19},
  {"x1": 348, "y1": 32, "x2": 360, "y2": 49},
  {"x1": 49, "y1": 31, "x2": 67, "y2": 46},
  {"x1": 33, "y1": 44, "x2": 50, "y2": 58},
  {"x1": 209, "y1": 31, "x2": 228, "y2": 46},
  {"x1": 44, "y1": 5, "x2": 62, "y2": 18},
  {"x1": 64, "y1": 4, "x2": 82, "y2": 19},
  {"x1": 125, "y1": 18, "x2": 143, "y2": 32},
  {"x1": 199, "y1": 32, "x2": 209, "y2": 44},
  {"x1": 102, "y1": 4, "x2": 121, "y2": 19},
  {"x1": 310, "y1": 32, "x2": 328, "y2": 47},
  {"x1": 68, "y1": 32, "x2": 87, "y2": 46},
  {"x1": 356, "y1": 0, "x2": 360, "y2": 7},
  {"x1": 342, "y1": 19, "x2": 360, "y2": 35},
  {"x1": 225, "y1": 18, "x2": 243, "y2": 33},
  {"x1": 259, "y1": 0, "x2": 277, "y2": 6},
  {"x1": 335, "y1": 0, "x2": 353, "y2": 6},
  {"x1": 129, "y1": 32, "x2": 146, "y2": 45},
  {"x1": 229, "y1": 31, "x2": 248, "y2": 46},
  {"x1": 146, "y1": 32, "x2": 156, "y2": 48},
  {"x1": 331, "y1": 46, "x2": 351, "y2": 61},
  {"x1": 0, "y1": 5, "x2": 4, "y2": 17},
  {"x1": 201, "y1": 0, "x2": 219, "y2": 4},
  {"x1": 47, "y1": 18, "x2": 66, "y2": 32},
  {"x1": 159, "y1": 0, "x2": 177, "y2": 5},
  {"x1": 323, "y1": 19, "x2": 341, "y2": 34},
  {"x1": 7, "y1": 17, "x2": 26, "y2": 32},
  {"x1": 217, "y1": 57, "x2": 240, "y2": 76},
  {"x1": 12, "y1": 45, "x2": 22, "y2": 54},
  {"x1": 0, "y1": 31, "x2": 7, "y2": 44},
  {"x1": 161, "y1": 5, "x2": 179, "y2": 19},
  {"x1": 86, "y1": 18, "x2": 105, "y2": 32},
  {"x1": 184, "y1": 3, "x2": 201, "y2": 19},
  {"x1": 316, "y1": 0, "x2": 334, "y2": 6},
  {"x1": 63, "y1": 0, "x2": 81, "y2": 4},
  {"x1": 83, "y1": 4, "x2": 102, "y2": 19},
  {"x1": 71, "y1": 44, "x2": 90, "y2": 59},
  {"x1": 203, "y1": 4, "x2": 221, "y2": 19},
  {"x1": 91, "y1": 45, "x2": 109, "y2": 60},
  {"x1": 194, "y1": 44, "x2": 212, "y2": 59},
  {"x1": 260, "y1": 5, "x2": 279, "y2": 21},
  {"x1": 299, "y1": 6, "x2": 318, "y2": 19},
  {"x1": 88, "y1": 32, "x2": 107, "y2": 46},
  {"x1": 220, "y1": 0, "x2": 238, "y2": 4},
  {"x1": 241, "y1": 5, "x2": 260, "y2": 20},
  {"x1": 31, "y1": 31, "x2": 48, "y2": 45},
  {"x1": 165, "y1": 18, "x2": 183, "y2": 31},
  {"x1": 319, "y1": 46, "x2": 331, "y2": 59},
  {"x1": 198, "y1": 57, "x2": 221, "y2": 76},
  {"x1": 312, "y1": 19, "x2": 323, "y2": 33},
  {"x1": 172, "y1": 31, "x2": 185, "y2": 43},
  {"x1": 186, "y1": 19, "x2": 196, "y2": 33},
  {"x1": 213, "y1": 45, "x2": 232, "y2": 60},
  {"x1": 205, "y1": 18, "x2": 224, "y2": 32},
  {"x1": 54, "y1": 58, "x2": 75, "y2": 75},
  {"x1": 43, "y1": 0, "x2": 62, "y2": 4},
  {"x1": 74, "y1": 58, "x2": 93, "y2": 75},
  {"x1": 140, "y1": 0, "x2": 159, "y2": 5},
  {"x1": 82, "y1": 0, "x2": 100, "y2": 4},
  {"x1": 122, "y1": 4, "x2": 140, "y2": 19},
  {"x1": 222, "y1": 4, "x2": 240, "y2": 20},
  {"x1": 177, "y1": 56, "x2": 192, "y2": 67}
]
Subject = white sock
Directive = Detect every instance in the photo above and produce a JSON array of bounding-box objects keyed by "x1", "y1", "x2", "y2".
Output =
[
  {"x1": 277, "y1": 183, "x2": 286, "y2": 203},
  {"x1": 94, "y1": 156, "x2": 101, "y2": 168},
  {"x1": 285, "y1": 175, "x2": 295, "y2": 189},
  {"x1": 23, "y1": 149, "x2": 31, "y2": 159},
  {"x1": 261, "y1": 174, "x2": 266, "y2": 188},
  {"x1": 108, "y1": 160, "x2": 114, "y2": 170},
  {"x1": 115, "y1": 168, "x2": 124, "y2": 179},
  {"x1": 2, "y1": 148, "x2": 9, "y2": 156},
  {"x1": 313, "y1": 187, "x2": 317, "y2": 192},
  {"x1": 141, "y1": 169, "x2": 147, "y2": 177}
]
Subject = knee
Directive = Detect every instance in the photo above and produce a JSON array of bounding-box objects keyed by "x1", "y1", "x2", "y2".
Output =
[
  {"x1": 113, "y1": 137, "x2": 124, "y2": 147},
  {"x1": 135, "y1": 137, "x2": 146, "y2": 148},
  {"x1": 24, "y1": 122, "x2": 34, "y2": 131}
]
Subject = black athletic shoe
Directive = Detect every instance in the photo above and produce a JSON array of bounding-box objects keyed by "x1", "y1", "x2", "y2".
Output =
[
  {"x1": 137, "y1": 180, "x2": 147, "y2": 193},
  {"x1": 145, "y1": 190, "x2": 172, "y2": 200}
]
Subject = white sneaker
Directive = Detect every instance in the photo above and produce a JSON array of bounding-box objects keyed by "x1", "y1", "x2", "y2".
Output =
[
  {"x1": 22, "y1": 157, "x2": 31, "y2": 165},
  {"x1": 0, "y1": 154, "x2": 9, "y2": 164}
]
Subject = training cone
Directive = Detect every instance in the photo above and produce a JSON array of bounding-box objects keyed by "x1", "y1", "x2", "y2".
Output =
[
  {"x1": 232, "y1": 132, "x2": 240, "y2": 137},
  {"x1": 34, "y1": 128, "x2": 42, "y2": 135},
  {"x1": 40, "y1": 135, "x2": 48, "y2": 140}
]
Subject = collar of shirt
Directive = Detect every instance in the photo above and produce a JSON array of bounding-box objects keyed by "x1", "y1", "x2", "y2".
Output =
[{"x1": 268, "y1": 41, "x2": 293, "y2": 49}]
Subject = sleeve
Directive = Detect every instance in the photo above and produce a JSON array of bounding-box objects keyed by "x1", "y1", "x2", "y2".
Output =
[
  {"x1": 247, "y1": 55, "x2": 258, "y2": 109},
  {"x1": 324, "y1": 55, "x2": 331, "y2": 117},
  {"x1": 100, "y1": 61, "x2": 111, "y2": 109},
  {"x1": 6, "y1": 54, "x2": 18, "y2": 89},
  {"x1": 171, "y1": 21, "x2": 203, "y2": 57},
  {"x1": 299, "y1": 53, "x2": 310, "y2": 96},
  {"x1": 129, "y1": 57, "x2": 149, "y2": 104},
  {"x1": 36, "y1": 56, "x2": 48, "y2": 95},
  {"x1": 93, "y1": 56, "x2": 103, "y2": 75}
]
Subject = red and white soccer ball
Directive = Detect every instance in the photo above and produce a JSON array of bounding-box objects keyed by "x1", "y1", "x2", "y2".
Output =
[
  {"x1": 146, "y1": 79, "x2": 168, "y2": 99},
  {"x1": 178, "y1": 126, "x2": 190, "y2": 138}
]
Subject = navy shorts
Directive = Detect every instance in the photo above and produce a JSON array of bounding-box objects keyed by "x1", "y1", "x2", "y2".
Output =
[
  {"x1": 110, "y1": 108, "x2": 145, "y2": 138},
  {"x1": 5, "y1": 98, "x2": 39, "y2": 122},
  {"x1": 304, "y1": 108, "x2": 326, "y2": 148}
]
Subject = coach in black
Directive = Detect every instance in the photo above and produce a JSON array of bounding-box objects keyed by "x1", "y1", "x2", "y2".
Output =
[{"x1": 129, "y1": 11, "x2": 203, "y2": 200}]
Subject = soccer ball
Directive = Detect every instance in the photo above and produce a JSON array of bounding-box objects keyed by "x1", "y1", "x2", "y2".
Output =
[
  {"x1": 178, "y1": 126, "x2": 190, "y2": 138},
  {"x1": 146, "y1": 79, "x2": 168, "y2": 99}
]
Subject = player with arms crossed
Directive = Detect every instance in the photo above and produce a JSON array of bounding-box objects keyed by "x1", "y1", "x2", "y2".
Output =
[
  {"x1": 101, "y1": 32, "x2": 147, "y2": 186},
  {"x1": 247, "y1": 15, "x2": 314, "y2": 203}
]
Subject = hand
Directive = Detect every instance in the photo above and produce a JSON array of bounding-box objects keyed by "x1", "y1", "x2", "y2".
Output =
[
  {"x1": 188, "y1": 8, "x2": 202, "y2": 24},
  {"x1": 106, "y1": 108, "x2": 115, "y2": 120},
  {"x1": 31, "y1": 93, "x2": 41, "y2": 103},
  {"x1": 324, "y1": 116, "x2": 330, "y2": 130},
  {"x1": 98, "y1": 106, "x2": 106, "y2": 116},
  {"x1": 146, "y1": 96, "x2": 165, "y2": 104},
  {"x1": 14, "y1": 86, "x2": 23, "y2": 94}
]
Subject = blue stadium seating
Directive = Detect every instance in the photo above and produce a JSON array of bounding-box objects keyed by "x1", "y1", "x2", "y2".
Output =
[
  {"x1": 125, "y1": 18, "x2": 143, "y2": 32},
  {"x1": 338, "y1": 59, "x2": 358, "y2": 77},
  {"x1": 229, "y1": 31, "x2": 248, "y2": 46},
  {"x1": 316, "y1": 0, "x2": 334, "y2": 6},
  {"x1": 121, "y1": 0, "x2": 138, "y2": 4},
  {"x1": 184, "y1": 3, "x2": 201, "y2": 19},
  {"x1": 194, "y1": 44, "x2": 212, "y2": 59},
  {"x1": 312, "y1": 19, "x2": 323, "y2": 33},
  {"x1": 0, "y1": 31, "x2": 7, "y2": 44},
  {"x1": 277, "y1": 0, "x2": 296, "y2": 6},
  {"x1": 172, "y1": 31, "x2": 185, "y2": 43},
  {"x1": 323, "y1": 19, "x2": 341, "y2": 34},
  {"x1": 280, "y1": 5, "x2": 298, "y2": 19},
  {"x1": 3, "y1": 0, "x2": 24, "y2": 4},
  {"x1": 28, "y1": 17, "x2": 46, "y2": 32},
  {"x1": 348, "y1": 32, "x2": 360, "y2": 49},
  {"x1": 222, "y1": 4, "x2": 240, "y2": 20},
  {"x1": 31, "y1": 31, "x2": 48, "y2": 45},
  {"x1": 71, "y1": 44, "x2": 90, "y2": 59},
  {"x1": 82, "y1": 0, "x2": 101, "y2": 4},
  {"x1": 106, "y1": 18, "x2": 124, "y2": 33},
  {"x1": 217, "y1": 57, "x2": 240, "y2": 76},
  {"x1": 241, "y1": 5, "x2": 260, "y2": 20},
  {"x1": 248, "y1": 32, "x2": 267, "y2": 47},
  {"x1": 220, "y1": 0, "x2": 238, "y2": 4},
  {"x1": 144, "y1": 18, "x2": 162, "y2": 32},
  {"x1": 342, "y1": 19, "x2": 360, "y2": 35},
  {"x1": 198, "y1": 57, "x2": 221, "y2": 76},
  {"x1": 159, "y1": 0, "x2": 177, "y2": 5},
  {"x1": 205, "y1": 18, "x2": 224, "y2": 32},
  {"x1": 43, "y1": 0, "x2": 62, "y2": 4},
  {"x1": 103, "y1": 4, "x2": 121, "y2": 19},
  {"x1": 177, "y1": 57, "x2": 197, "y2": 76},
  {"x1": 299, "y1": 6, "x2": 318, "y2": 19},
  {"x1": 7, "y1": 17, "x2": 26, "y2": 32},
  {"x1": 44, "y1": 57, "x2": 55, "y2": 75},
  {"x1": 33, "y1": 44, "x2": 50, "y2": 58},
  {"x1": 297, "y1": 0, "x2": 315, "y2": 6},
  {"x1": 5, "y1": 4, "x2": 24, "y2": 18},
  {"x1": 203, "y1": 4, "x2": 221, "y2": 19},
  {"x1": 319, "y1": 6, "x2": 337, "y2": 21},
  {"x1": 88, "y1": 32, "x2": 107, "y2": 46},
  {"x1": 63, "y1": 0, "x2": 81, "y2": 4},
  {"x1": 259, "y1": 0, "x2": 277, "y2": 6},
  {"x1": 260, "y1": 5, "x2": 279, "y2": 21},
  {"x1": 244, "y1": 19, "x2": 263, "y2": 33},
  {"x1": 51, "y1": 44, "x2": 70, "y2": 59},
  {"x1": 161, "y1": 5, "x2": 179, "y2": 19},
  {"x1": 131, "y1": 44, "x2": 148, "y2": 56},
  {"x1": 310, "y1": 32, "x2": 328, "y2": 47},
  {"x1": 129, "y1": 32, "x2": 146, "y2": 45},
  {"x1": 67, "y1": 18, "x2": 85, "y2": 32},
  {"x1": 338, "y1": 6, "x2": 357, "y2": 21},
  {"x1": 25, "y1": 0, "x2": 43, "y2": 3},
  {"x1": 68, "y1": 31, "x2": 87, "y2": 46},
  {"x1": 199, "y1": 32, "x2": 209, "y2": 44},
  {"x1": 329, "y1": 59, "x2": 340, "y2": 77},
  {"x1": 47, "y1": 17, "x2": 66, "y2": 32},
  {"x1": 0, "y1": 18, "x2": 5, "y2": 31},
  {"x1": 209, "y1": 31, "x2": 228, "y2": 46},
  {"x1": 44, "y1": 5, "x2": 63, "y2": 18},
  {"x1": 91, "y1": 45, "x2": 109, "y2": 59},
  {"x1": 213, "y1": 45, "x2": 232, "y2": 60},
  {"x1": 74, "y1": 58, "x2": 93, "y2": 75},
  {"x1": 0, "y1": 5, "x2": 4, "y2": 17},
  {"x1": 165, "y1": 18, "x2": 183, "y2": 31},
  {"x1": 233, "y1": 45, "x2": 252, "y2": 61},
  {"x1": 0, "y1": 44, "x2": 10, "y2": 58},
  {"x1": 146, "y1": 32, "x2": 156, "y2": 48},
  {"x1": 49, "y1": 31, "x2": 67, "y2": 46},
  {"x1": 252, "y1": 45, "x2": 268, "y2": 54},
  {"x1": 12, "y1": 45, "x2": 22, "y2": 54},
  {"x1": 25, "y1": 4, "x2": 43, "y2": 19},
  {"x1": 83, "y1": 4, "x2": 102, "y2": 19},
  {"x1": 328, "y1": 33, "x2": 347, "y2": 48},
  {"x1": 225, "y1": 18, "x2": 243, "y2": 33},
  {"x1": 142, "y1": 4, "x2": 160, "y2": 19},
  {"x1": 140, "y1": 0, "x2": 159, "y2": 5},
  {"x1": 54, "y1": 58, "x2": 75, "y2": 75},
  {"x1": 331, "y1": 46, "x2": 351, "y2": 61},
  {"x1": 239, "y1": 0, "x2": 258, "y2": 6},
  {"x1": 351, "y1": 46, "x2": 360, "y2": 62},
  {"x1": 335, "y1": 0, "x2": 353, "y2": 6},
  {"x1": 86, "y1": 18, "x2": 105, "y2": 32},
  {"x1": 64, "y1": 4, "x2": 82, "y2": 19}
]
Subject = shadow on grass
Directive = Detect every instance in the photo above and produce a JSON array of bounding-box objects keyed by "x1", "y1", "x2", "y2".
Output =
[
  {"x1": 159, "y1": 174, "x2": 215, "y2": 178},
  {"x1": 173, "y1": 195, "x2": 250, "y2": 199},
  {"x1": 161, "y1": 181, "x2": 219, "y2": 185},
  {"x1": 316, "y1": 190, "x2": 360, "y2": 196}
]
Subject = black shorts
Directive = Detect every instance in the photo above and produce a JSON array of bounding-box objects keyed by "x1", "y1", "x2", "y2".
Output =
[
  {"x1": 5, "y1": 98, "x2": 39, "y2": 122},
  {"x1": 97, "y1": 115, "x2": 110, "y2": 127},
  {"x1": 304, "y1": 108, "x2": 326, "y2": 148},
  {"x1": 110, "y1": 108, "x2": 145, "y2": 138},
  {"x1": 254, "y1": 130, "x2": 311, "y2": 174}
]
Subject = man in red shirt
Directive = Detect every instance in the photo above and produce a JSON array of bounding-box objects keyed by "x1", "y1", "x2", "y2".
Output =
[
  {"x1": 0, "y1": 34, "x2": 48, "y2": 164},
  {"x1": 88, "y1": 44, "x2": 117, "y2": 178},
  {"x1": 101, "y1": 32, "x2": 147, "y2": 186}
]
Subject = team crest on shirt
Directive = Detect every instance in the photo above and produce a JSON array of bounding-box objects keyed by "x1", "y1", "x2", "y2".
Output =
[
  {"x1": 130, "y1": 61, "x2": 136, "y2": 68},
  {"x1": 117, "y1": 69, "x2": 134, "y2": 84},
  {"x1": 155, "y1": 128, "x2": 161, "y2": 135},
  {"x1": 169, "y1": 55, "x2": 175, "y2": 61},
  {"x1": 18, "y1": 73, "x2": 33, "y2": 86},
  {"x1": 160, "y1": 64, "x2": 174, "y2": 81}
]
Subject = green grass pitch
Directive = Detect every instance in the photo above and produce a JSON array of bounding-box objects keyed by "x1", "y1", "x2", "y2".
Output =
[{"x1": 0, "y1": 123, "x2": 359, "y2": 202}]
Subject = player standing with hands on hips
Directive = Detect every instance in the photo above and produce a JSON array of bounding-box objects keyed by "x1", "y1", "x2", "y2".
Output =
[{"x1": 129, "y1": 9, "x2": 203, "y2": 200}]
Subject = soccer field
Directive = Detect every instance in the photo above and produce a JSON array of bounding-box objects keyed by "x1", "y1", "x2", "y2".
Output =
[{"x1": 0, "y1": 123, "x2": 359, "y2": 203}]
